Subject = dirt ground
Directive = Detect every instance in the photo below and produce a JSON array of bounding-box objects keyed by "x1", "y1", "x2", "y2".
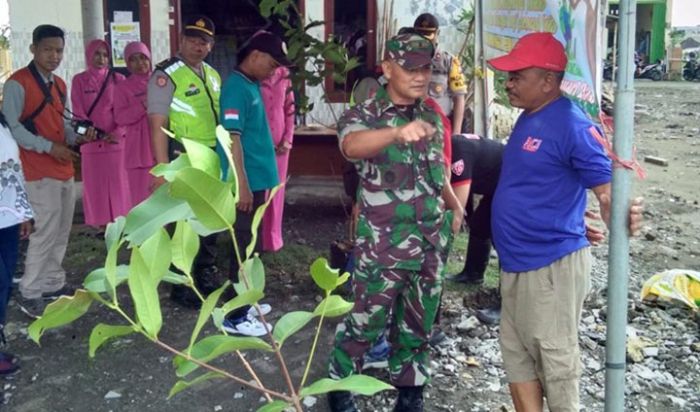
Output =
[{"x1": 2, "y1": 80, "x2": 699, "y2": 411}]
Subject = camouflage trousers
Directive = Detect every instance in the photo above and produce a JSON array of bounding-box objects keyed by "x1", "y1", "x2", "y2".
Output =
[{"x1": 328, "y1": 242, "x2": 444, "y2": 387}]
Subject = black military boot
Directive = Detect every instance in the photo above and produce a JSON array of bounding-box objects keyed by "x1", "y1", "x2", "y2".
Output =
[
  {"x1": 194, "y1": 265, "x2": 224, "y2": 295},
  {"x1": 328, "y1": 390, "x2": 359, "y2": 412},
  {"x1": 394, "y1": 386, "x2": 424, "y2": 412},
  {"x1": 448, "y1": 236, "x2": 492, "y2": 284}
]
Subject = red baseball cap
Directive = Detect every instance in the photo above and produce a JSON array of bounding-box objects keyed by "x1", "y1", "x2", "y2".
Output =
[{"x1": 488, "y1": 32, "x2": 567, "y2": 72}]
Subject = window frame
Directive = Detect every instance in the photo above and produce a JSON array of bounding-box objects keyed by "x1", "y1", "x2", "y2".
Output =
[{"x1": 323, "y1": 0, "x2": 377, "y2": 103}]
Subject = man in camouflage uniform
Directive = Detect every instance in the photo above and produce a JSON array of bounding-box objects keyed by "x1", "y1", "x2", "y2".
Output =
[
  {"x1": 413, "y1": 13, "x2": 468, "y2": 133},
  {"x1": 327, "y1": 33, "x2": 451, "y2": 412}
]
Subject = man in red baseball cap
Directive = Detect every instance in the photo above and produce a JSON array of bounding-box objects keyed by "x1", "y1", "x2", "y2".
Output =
[
  {"x1": 487, "y1": 32, "x2": 644, "y2": 412},
  {"x1": 488, "y1": 31, "x2": 568, "y2": 113}
]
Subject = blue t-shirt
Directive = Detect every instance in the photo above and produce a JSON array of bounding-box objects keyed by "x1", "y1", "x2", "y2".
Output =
[
  {"x1": 492, "y1": 97, "x2": 612, "y2": 273},
  {"x1": 220, "y1": 70, "x2": 278, "y2": 192}
]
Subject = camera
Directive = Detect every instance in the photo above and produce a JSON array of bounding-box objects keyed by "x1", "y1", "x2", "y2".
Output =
[{"x1": 72, "y1": 119, "x2": 108, "y2": 140}]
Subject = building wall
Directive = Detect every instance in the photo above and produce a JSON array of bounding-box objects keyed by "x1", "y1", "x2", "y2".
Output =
[
  {"x1": 149, "y1": 0, "x2": 171, "y2": 64},
  {"x1": 8, "y1": 0, "x2": 85, "y2": 90}
]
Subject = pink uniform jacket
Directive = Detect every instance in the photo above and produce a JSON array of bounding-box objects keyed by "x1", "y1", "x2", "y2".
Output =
[
  {"x1": 71, "y1": 39, "x2": 130, "y2": 227},
  {"x1": 114, "y1": 41, "x2": 154, "y2": 207},
  {"x1": 261, "y1": 66, "x2": 295, "y2": 252}
]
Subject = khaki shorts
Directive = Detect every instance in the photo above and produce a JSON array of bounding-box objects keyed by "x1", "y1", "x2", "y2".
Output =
[{"x1": 499, "y1": 248, "x2": 591, "y2": 411}]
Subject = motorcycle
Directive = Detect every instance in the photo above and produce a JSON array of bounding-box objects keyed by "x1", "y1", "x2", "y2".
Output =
[
  {"x1": 635, "y1": 59, "x2": 664, "y2": 81},
  {"x1": 682, "y1": 53, "x2": 700, "y2": 81}
]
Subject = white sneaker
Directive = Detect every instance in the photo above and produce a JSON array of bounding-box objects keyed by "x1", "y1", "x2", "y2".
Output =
[
  {"x1": 221, "y1": 315, "x2": 272, "y2": 337},
  {"x1": 247, "y1": 303, "x2": 272, "y2": 317}
]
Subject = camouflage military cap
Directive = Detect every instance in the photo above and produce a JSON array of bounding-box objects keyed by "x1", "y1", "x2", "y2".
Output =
[{"x1": 384, "y1": 32, "x2": 435, "y2": 69}]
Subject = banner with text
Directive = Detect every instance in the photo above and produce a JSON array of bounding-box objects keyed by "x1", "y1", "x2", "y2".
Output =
[{"x1": 483, "y1": 0, "x2": 601, "y2": 117}]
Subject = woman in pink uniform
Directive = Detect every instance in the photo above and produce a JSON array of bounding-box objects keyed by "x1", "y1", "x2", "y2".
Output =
[
  {"x1": 260, "y1": 66, "x2": 295, "y2": 252},
  {"x1": 114, "y1": 41, "x2": 154, "y2": 207},
  {"x1": 71, "y1": 39, "x2": 128, "y2": 229}
]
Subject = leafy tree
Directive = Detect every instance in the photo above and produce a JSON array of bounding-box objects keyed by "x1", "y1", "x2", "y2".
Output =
[
  {"x1": 259, "y1": 0, "x2": 361, "y2": 125},
  {"x1": 29, "y1": 125, "x2": 392, "y2": 411},
  {"x1": 0, "y1": 26, "x2": 10, "y2": 50},
  {"x1": 670, "y1": 29, "x2": 686, "y2": 49}
]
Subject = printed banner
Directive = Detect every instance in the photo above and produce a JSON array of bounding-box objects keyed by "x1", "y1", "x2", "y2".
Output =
[
  {"x1": 110, "y1": 22, "x2": 141, "y2": 67},
  {"x1": 483, "y1": 0, "x2": 601, "y2": 117}
]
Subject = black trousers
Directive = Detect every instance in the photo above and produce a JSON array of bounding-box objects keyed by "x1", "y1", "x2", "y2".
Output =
[
  {"x1": 168, "y1": 138, "x2": 219, "y2": 277},
  {"x1": 227, "y1": 190, "x2": 266, "y2": 320}
]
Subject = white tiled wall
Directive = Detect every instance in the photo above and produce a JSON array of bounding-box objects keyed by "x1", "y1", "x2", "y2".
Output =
[
  {"x1": 9, "y1": 30, "x2": 86, "y2": 92},
  {"x1": 149, "y1": 0, "x2": 171, "y2": 64}
]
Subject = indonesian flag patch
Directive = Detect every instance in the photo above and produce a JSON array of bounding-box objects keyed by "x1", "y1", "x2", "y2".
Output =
[{"x1": 224, "y1": 109, "x2": 240, "y2": 121}]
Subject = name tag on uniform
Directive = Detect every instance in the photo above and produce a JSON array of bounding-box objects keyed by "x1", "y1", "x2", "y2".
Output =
[{"x1": 185, "y1": 83, "x2": 200, "y2": 97}]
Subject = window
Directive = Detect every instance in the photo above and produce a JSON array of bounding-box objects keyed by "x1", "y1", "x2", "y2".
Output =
[{"x1": 324, "y1": 0, "x2": 377, "y2": 103}]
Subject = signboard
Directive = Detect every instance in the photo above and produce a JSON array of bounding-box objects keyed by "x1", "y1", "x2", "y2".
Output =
[
  {"x1": 483, "y1": 0, "x2": 602, "y2": 117},
  {"x1": 110, "y1": 22, "x2": 140, "y2": 67}
]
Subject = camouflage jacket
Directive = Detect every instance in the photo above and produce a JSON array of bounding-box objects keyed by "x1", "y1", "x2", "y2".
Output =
[
  {"x1": 428, "y1": 49, "x2": 467, "y2": 116},
  {"x1": 338, "y1": 87, "x2": 448, "y2": 270}
]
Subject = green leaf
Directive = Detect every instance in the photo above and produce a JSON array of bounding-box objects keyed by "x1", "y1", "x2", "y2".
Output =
[
  {"x1": 188, "y1": 282, "x2": 229, "y2": 353},
  {"x1": 181, "y1": 138, "x2": 221, "y2": 179},
  {"x1": 84, "y1": 265, "x2": 130, "y2": 293},
  {"x1": 310, "y1": 257, "x2": 340, "y2": 291},
  {"x1": 168, "y1": 372, "x2": 225, "y2": 399},
  {"x1": 28, "y1": 290, "x2": 93, "y2": 344},
  {"x1": 272, "y1": 311, "x2": 315, "y2": 346},
  {"x1": 88, "y1": 323, "x2": 136, "y2": 357},
  {"x1": 162, "y1": 271, "x2": 189, "y2": 285},
  {"x1": 171, "y1": 220, "x2": 200, "y2": 275},
  {"x1": 140, "y1": 228, "x2": 172, "y2": 280},
  {"x1": 299, "y1": 375, "x2": 394, "y2": 398},
  {"x1": 215, "y1": 125, "x2": 239, "y2": 203},
  {"x1": 124, "y1": 184, "x2": 193, "y2": 245},
  {"x1": 103, "y1": 240, "x2": 119, "y2": 299},
  {"x1": 150, "y1": 154, "x2": 191, "y2": 182},
  {"x1": 313, "y1": 295, "x2": 353, "y2": 318},
  {"x1": 337, "y1": 272, "x2": 351, "y2": 287},
  {"x1": 127, "y1": 248, "x2": 163, "y2": 339},
  {"x1": 258, "y1": 0, "x2": 278, "y2": 17},
  {"x1": 170, "y1": 167, "x2": 235, "y2": 230},
  {"x1": 219, "y1": 289, "x2": 264, "y2": 318},
  {"x1": 174, "y1": 335, "x2": 273, "y2": 377},
  {"x1": 256, "y1": 400, "x2": 291, "y2": 412},
  {"x1": 104, "y1": 216, "x2": 126, "y2": 251},
  {"x1": 233, "y1": 256, "x2": 265, "y2": 295},
  {"x1": 246, "y1": 183, "x2": 283, "y2": 258}
]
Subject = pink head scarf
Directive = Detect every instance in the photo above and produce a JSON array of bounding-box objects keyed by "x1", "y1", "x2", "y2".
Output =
[
  {"x1": 85, "y1": 39, "x2": 111, "y2": 77},
  {"x1": 124, "y1": 41, "x2": 151, "y2": 69},
  {"x1": 122, "y1": 41, "x2": 152, "y2": 95}
]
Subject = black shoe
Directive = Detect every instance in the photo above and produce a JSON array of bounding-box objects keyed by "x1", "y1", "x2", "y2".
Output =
[
  {"x1": 16, "y1": 296, "x2": 46, "y2": 319},
  {"x1": 328, "y1": 390, "x2": 359, "y2": 412},
  {"x1": 42, "y1": 284, "x2": 76, "y2": 300},
  {"x1": 170, "y1": 285, "x2": 201, "y2": 309},
  {"x1": 475, "y1": 307, "x2": 501, "y2": 325},
  {"x1": 394, "y1": 386, "x2": 424, "y2": 412},
  {"x1": 194, "y1": 265, "x2": 224, "y2": 295},
  {"x1": 428, "y1": 328, "x2": 447, "y2": 348},
  {"x1": 447, "y1": 271, "x2": 483, "y2": 285}
]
